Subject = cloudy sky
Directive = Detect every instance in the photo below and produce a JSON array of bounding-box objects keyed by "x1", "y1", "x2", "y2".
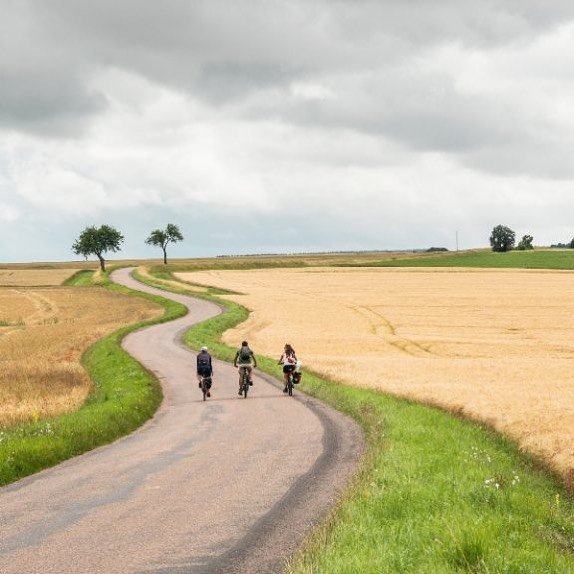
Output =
[{"x1": 1, "y1": 1, "x2": 574, "y2": 262}]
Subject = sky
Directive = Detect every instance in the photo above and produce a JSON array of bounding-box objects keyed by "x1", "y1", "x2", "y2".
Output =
[{"x1": 1, "y1": 1, "x2": 574, "y2": 262}]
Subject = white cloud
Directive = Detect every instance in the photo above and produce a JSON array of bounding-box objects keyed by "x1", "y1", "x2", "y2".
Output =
[
  {"x1": 290, "y1": 82, "x2": 336, "y2": 101},
  {"x1": 5, "y1": 71, "x2": 279, "y2": 217},
  {"x1": 11, "y1": 156, "x2": 109, "y2": 215},
  {"x1": 0, "y1": 203, "x2": 20, "y2": 222}
]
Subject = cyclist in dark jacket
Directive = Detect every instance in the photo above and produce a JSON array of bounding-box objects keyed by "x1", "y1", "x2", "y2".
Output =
[{"x1": 197, "y1": 346, "x2": 213, "y2": 397}]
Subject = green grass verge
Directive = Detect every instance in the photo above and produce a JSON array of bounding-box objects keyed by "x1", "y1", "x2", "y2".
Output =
[
  {"x1": 62, "y1": 269, "x2": 97, "y2": 286},
  {"x1": 142, "y1": 268, "x2": 574, "y2": 573},
  {"x1": 0, "y1": 270, "x2": 187, "y2": 487},
  {"x1": 355, "y1": 249, "x2": 574, "y2": 269}
]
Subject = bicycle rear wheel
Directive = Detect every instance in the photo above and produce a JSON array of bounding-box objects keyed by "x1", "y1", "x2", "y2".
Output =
[
  {"x1": 288, "y1": 375, "x2": 293, "y2": 396},
  {"x1": 241, "y1": 372, "x2": 248, "y2": 398}
]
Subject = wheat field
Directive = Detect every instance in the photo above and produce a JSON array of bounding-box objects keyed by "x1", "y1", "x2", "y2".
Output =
[
  {"x1": 0, "y1": 287, "x2": 161, "y2": 427},
  {"x1": 0, "y1": 269, "x2": 82, "y2": 286},
  {"x1": 177, "y1": 267, "x2": 574, "y2": 483}
]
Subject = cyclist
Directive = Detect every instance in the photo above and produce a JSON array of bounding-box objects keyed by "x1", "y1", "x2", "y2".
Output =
[
  {"x1": 278, "y1": 343, "x2": 297, "y2": 393},
  {"x1": 197, "y1": 346, "x2": 213, "y2": 397},
  {"x1": 234, "y1": 340, "x2": 257, "y2": 395}
]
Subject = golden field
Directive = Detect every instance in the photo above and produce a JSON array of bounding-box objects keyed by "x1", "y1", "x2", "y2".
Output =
[
  {"x1": 177, "y1": 267, "x2": 574, "y2": 484},
  {"x1": 0, "y1": 269, "x2": 82, "y2": 286},
  {"x1": 0, "y1": 287, "x2": 161, "y2": 427}
]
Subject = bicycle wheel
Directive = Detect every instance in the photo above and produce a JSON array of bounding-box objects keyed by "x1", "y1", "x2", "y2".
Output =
[
  {"x1": 242, "y1": 375, "x2": 249, "y2": 398},
  {"x1": 288, "y1": 374, "x2": 293, "y2": 396},
  {"x1": 201, "y1": 378, "x2": 207, "y2": 401}
]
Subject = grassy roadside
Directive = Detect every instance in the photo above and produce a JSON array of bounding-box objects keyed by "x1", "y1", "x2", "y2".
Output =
[
  {"x1": 142, "y1": 267, "x2": 574, "y2": 573},
  {"x1": 0, "y1": 269, "x2": 186, "y2": 486},
  {"x1": 354, "y1": 249, "x2": 574, "y2": 269},
  {"x1": 62, "y1": 269, "x2": 97, "y2": 286},
  {"x1": 284, "y1": 377, "x2": 574, "y2": 573}
]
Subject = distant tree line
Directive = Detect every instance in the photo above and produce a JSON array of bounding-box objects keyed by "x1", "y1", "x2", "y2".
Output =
[
  {"x1": 550, "y1": 239, "x2": 574, "y2": 249},
  {"x1": 489, "y1": 225, "x2": 574, "y2": 253},
  {"x1": 72, "y1": 223, "x2": 184, "y2": 271},
  {"x1": 71, "y1": 221, "x2": 572, "y2": 268}
]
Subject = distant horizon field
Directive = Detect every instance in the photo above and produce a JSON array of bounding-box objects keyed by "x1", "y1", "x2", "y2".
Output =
[
  {"x1": 0, "y1": 269, "x2": 82, "y2": 286},
  {"x1": 0, "y1": 251, "x2": 422, "y2": 270},
  {"x1": 2, "y1": 247, "x2": 574, "y2": 272}
]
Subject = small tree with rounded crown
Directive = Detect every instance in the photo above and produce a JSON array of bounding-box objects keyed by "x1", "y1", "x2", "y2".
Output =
[
  {"x1": 489, "y1": 225, "x2": 516, "y2": 252},
  {"x1": 72, "y1": 225, "x2": 124, "y2": 272},
  {"x1": 516, "y1": 234, "x2": 534, "y2": 250},
  {"x1": 145, "y1": 223, "x2": 184, "y2": 264}
]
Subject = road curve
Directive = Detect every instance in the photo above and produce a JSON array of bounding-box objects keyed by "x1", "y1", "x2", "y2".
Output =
[{"x1": 0, "y1": 268, "x2": 363, "y2": 574}]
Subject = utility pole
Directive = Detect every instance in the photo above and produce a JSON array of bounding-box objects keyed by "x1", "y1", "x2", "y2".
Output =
[{"x1": 456, "y1": 230, "x2": 459, "y2": 251}]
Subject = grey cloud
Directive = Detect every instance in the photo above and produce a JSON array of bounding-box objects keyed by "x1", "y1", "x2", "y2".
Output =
[
  {"x1": 467, "y1": 139, "x2": 574, "y2": 180},
  {"x1": 0, "y1": 68, "x2": 106, "y2": 136},
  {"x1": 239, "y1": 69, "x2": 518, "y2": 156},
  {"x1": 6, "y1": 0, "x2": 574, "y2": 119},
  {"x1": 2, "y1": 0, "x2": 574, "y2": 179},
  {"x1": 0, "y1": 2, "x2": 106, "y2": 135},
  {"x1": 194, "y1": 62, "x2": 299, "y2": 105}
]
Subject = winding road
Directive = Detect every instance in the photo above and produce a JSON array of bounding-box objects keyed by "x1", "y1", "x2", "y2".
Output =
[{"x1": 0, "y1": 268, "x2": 363, "y2": 573}]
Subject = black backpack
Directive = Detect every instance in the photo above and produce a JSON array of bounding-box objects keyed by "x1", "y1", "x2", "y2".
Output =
[{"x1": 198, "y1": 353, "x2": 210, "y2": 367}]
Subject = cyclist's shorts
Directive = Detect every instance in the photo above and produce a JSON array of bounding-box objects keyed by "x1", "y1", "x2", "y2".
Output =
[
  {"x1": 283, "y1": 364, "x2": 296, "y2": 374},
  {"x1": 198, "y1": 366, "x2": 211, "y2": 377}
]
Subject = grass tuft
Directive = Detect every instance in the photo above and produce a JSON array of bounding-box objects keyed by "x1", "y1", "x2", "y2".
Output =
[{"x1": 62, "y1": 269, "x2": 96, "y2": 286}]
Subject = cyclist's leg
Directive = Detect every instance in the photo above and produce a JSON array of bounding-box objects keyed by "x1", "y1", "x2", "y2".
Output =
[
  {"x1": 247, "y1": 366, "x2": 253, "y2": 385},
  {"x1": 282, "y1": 365, "x2": 289, "y2": 392},
  {"x1": 283, "y1": 365, "x2": 294, "y2": 392},
  {"x1": 238, "y1": 366, "x2": 245, "y2": 394},
  {"x1": 203, "y1": 372, "x2": 212, "y2": 396}
]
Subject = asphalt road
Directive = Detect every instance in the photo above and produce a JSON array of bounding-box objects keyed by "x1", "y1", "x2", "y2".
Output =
[{"x1": 0, "y1": 268, "x2": 363, "y2": 574}]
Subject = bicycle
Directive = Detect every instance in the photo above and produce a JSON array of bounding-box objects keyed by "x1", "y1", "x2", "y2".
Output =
[
  {"x1": 199, "y1": 375, "x2": 212, "y2": 401},
  {"x1": 285, "y1": 369, "x2": 302, "y2": 396},
  {"x1": 284, "y1": 372, "x2": 294, "y2": 396},
  {"x1": 239, "y1": 367, "x2": 251, "y2": 398}
]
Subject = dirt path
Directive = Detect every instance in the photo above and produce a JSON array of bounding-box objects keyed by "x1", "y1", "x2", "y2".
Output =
[{"x1": 0, "y1": 268, "x2": 363, "y2": 574}]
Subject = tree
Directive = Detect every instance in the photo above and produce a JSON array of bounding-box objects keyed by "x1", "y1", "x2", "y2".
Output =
[
  {"x1": 570, "y1": 238, "x2": 574, "y2": 249},
  {"x1": 516, "y1": 234, "x2": 534, "y2": 251},
  {"x1": 72, "y1": 225, "x2": 124, "y2": 272},
  {"x1": 145, "y1": 223, "x2": 184, "y2": 264},
  {"x1": 489, "y1": 225, "x2": 515, "y2": 252}
]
